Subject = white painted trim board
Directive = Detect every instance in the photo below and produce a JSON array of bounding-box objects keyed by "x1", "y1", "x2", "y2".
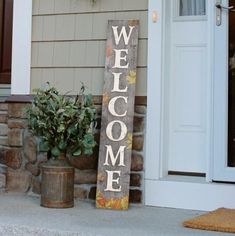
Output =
[
  {"x1": 146, "y1": 179, "x2": 235, "y2": 211},
  {"x1": 11, "y1": 0, "x2": 32, "y2": 95}
]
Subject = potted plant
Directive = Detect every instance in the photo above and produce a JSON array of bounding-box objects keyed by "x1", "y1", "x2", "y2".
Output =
[{"x1": 27, "y1": 83, "x2": 97, "y2": 208}]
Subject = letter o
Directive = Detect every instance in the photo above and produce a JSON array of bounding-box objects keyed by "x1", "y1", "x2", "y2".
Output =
[{"x1": 106, "y1": 120, "x2": 127, "y2": 141}]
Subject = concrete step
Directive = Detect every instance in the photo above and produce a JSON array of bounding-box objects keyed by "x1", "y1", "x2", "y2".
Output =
[{"x1": 0, "y1": 193, "x2": 232, "y2": 236}]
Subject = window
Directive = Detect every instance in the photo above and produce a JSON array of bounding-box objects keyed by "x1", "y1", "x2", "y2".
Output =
[
  {"x1": 0, "y1": 0, "x2": 13, "y2": 84},
  {"x1": 179, "y1": 0, "x2": 206, "y2": 16}
]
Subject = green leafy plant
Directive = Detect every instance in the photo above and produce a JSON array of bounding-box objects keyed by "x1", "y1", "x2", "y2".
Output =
[{"x1": 27, "y1": 83, "x2": 97, "y2": 159}]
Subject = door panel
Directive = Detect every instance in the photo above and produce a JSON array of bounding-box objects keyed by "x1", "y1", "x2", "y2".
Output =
[
  {"x1": 0, "y1": 0, "x2": 13, "y2": 84},
  {"x1": 173, "y1": 46, "x2": 206, "y2": 132},
  {"x1": 167, "y1": 0, "x2": 208, "y2": 173}
]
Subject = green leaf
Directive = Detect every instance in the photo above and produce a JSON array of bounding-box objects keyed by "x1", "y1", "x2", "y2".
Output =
[
  {"x1": 58, "y1": 124, "x2": 65, "y2": 133},
  {"x1": 68, "y1": 124, "x2": 77, "y2": 135},
  {"x1": 84, "y1": 94, "x2": 92, "y2": 106},
  {"x1": 27, "y1": 82, "x2": 97, "y2": 160},
  {"x1": 73, "y1": 149, "x2": 82, "y2": 156},
  {"x1": 39, "y1": 140, "x2": 49, "y2": 152},
  {"x1": 57, "y1": 108, "x2": 65, "y2": 114},
  {"x1": 83, "y1": 133, "x2": 96, "y2": 148},
  {"x1": 84, "y1": 148, "x2": 93, "y2": 156},
  {"x1": 51, "y1": 146, "x2": 60, "y2": 157},
  {"x1": 58, "y1": 140, "x2": 67, "y2": 150},
  {"x1": 49, "y1": 100, "x2": 56, "y2": 111}
]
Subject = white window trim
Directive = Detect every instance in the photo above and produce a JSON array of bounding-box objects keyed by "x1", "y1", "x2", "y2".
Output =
[{"x1": 11, "y1": 0, "x2": 32, "y2": 95}]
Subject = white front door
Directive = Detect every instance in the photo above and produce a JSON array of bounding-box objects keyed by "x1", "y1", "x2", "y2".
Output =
[
  {"x1": 165, "y1": 0, "x2": 208, "y2": 173},
  {"x1": 146, "y1": 0, "x2": 235, "y2": 210},
  {"x1": 213, "y1": 0, "x2": 235, "y2": 182}
]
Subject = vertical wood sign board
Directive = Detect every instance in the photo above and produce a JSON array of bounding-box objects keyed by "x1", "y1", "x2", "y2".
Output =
[{"x1": 96, "y1": 20, "x2": 139, "y2": 210}]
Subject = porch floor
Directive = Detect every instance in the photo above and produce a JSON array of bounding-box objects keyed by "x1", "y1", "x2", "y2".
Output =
[{"x1": 0, "y1": 193, "x2": 231, "y2": 236}]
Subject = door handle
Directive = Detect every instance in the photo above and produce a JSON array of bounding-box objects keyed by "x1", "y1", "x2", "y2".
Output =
[
  {"x1": 215, "y1": 3, "x2": 234, "y2": 10},
  {"x1": 216, "y1": 1, "x2": 235, "y2": 26}
]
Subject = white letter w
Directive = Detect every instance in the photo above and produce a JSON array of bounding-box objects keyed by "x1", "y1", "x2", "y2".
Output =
[{"x1": 112, "y1": 26, "x2": 135, "y2": 45}]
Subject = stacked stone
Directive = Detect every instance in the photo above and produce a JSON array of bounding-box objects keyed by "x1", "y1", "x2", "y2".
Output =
[
  {"x1": 75, "y1": 104, "x2": 146, "y2": 204},
  {"x1": 130, "y1": 105, "x2": 146, "y2": 203},
  {"x1": 2, "y1": 102, "x2": 47, "y2": 194},
  {"x1": 0, "y1": 100, "x2": 146, "y2": 205},
  {"x1": 0, "y1": 102, "x2": 8, "y2": 191},
  {"x1": 5, "y1": 103, "x2": 32, "y2": 192}
]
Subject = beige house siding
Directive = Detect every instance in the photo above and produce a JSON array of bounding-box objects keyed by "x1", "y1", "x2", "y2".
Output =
[{"x1": 31, "y1": 0, "x2": 148, "y2": 95}]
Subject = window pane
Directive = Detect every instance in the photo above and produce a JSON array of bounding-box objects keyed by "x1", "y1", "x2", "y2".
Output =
[{"x1": 180, "y1": 0, "x2": 206, "y2": 16}]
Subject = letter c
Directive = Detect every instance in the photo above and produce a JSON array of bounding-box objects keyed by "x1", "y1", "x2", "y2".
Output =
[{"x1": 108, "y1": 96, "x2": 128, "y2": 117}]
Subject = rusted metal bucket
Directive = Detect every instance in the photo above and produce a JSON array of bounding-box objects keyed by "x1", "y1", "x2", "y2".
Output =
[{"x1": 41, "y1": 162, "x2": 74, "y2": 208}]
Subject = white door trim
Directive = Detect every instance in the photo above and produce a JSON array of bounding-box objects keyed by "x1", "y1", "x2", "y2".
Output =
[
  {"x1": 207, "y1": 0, "x2": 215, "y2": 182},
  {"x1": 11, "y1": 0, "x2": 32, "y2": 95},
  {"x1": 145, "y1": 178, "x2": 235, "y2": 211},
  {"x1": 212, "y1": 0, "x2": 235, "y2": 182},
  {"x1": 146, "y1": 0, "x2": 164, "y2": 181},
  {"x1": 145, "y1": 0, "x2": 225, "y2": 210}
]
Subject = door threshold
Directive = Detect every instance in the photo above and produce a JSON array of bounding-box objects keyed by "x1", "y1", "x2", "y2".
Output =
[
  {"x1": 160, "y1": 174, "x2": 206, "y2": 183},
  {"x1": 168, "y1": 171, "x2": 205, "y2": 177}
]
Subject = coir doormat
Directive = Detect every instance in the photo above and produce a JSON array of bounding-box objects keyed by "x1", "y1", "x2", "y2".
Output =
[{"x1": 183, "y1": 208, "x2": 235, "y2": 233}]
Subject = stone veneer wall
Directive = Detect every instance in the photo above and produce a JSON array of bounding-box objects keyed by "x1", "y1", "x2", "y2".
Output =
[
  {"x1": 0, "y1": 102, "x2": 10, "y2": 192},
  {"x1": 0, "y1": 98, "x2": 146, "y2": 204}
]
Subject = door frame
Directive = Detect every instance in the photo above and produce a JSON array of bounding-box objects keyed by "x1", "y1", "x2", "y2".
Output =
[
  {"x1": 11, "y1": 0, "x2": 32, "y2": 95},
  {"x1": 145, "y1": 0, "x2": 235, "y2": 210},
  {"x1": 146, "y1": 0, "x2": 214, "y2": 182},
  {"x1": 212, "y1": 0, "x2": 235, "y2": 182}
]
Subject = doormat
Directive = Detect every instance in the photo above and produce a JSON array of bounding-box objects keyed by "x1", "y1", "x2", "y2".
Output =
[{"x1": 183, "y1": 208, "x2": 235, "y2": 233}]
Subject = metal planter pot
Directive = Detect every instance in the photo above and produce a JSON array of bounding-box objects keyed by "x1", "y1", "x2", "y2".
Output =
[{"x1": 41, "y1": 160, "x2": 74, "y2": 208}]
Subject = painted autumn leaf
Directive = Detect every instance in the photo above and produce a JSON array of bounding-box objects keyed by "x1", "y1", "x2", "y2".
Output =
[
  {"x1": 126, "y1": 70, "x2": 136, "y2": 84},
  {"x1": 97, "y1": 173, "x2": 105, "y2": 182},
  {"x1": 128, "y1": 20, "x2": 139, "y2": 26},
  {"x1": 96, "y1": 191, "x2": 106, "y2": 208},
  {"x1": 127, "y1": 133, "x2": 133, "y2": 150},
  {"x1": 102, "y1": 93, "x2": 109, "y2": 106},
  {"x1": 96, "y1": 191, "x2": 129, "y2": 210},
  {"x1": 120, "y1": 196, "x2": 129, "y2": 210},
  {"x1": 106, "y1": 44, "x2": 112, "y2": 58}
]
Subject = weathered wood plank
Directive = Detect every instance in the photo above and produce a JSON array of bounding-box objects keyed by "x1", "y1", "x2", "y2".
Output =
[{"x1": 96, "y1": 20, "x2": 139, "y2": 210}]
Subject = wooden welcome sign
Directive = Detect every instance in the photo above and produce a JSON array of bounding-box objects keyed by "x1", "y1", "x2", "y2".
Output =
[{"x1": 96, "y1": 20, "x2": 139, "y2": 210}]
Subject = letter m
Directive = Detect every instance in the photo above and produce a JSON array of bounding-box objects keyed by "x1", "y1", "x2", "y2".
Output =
[
  {"x1": 104, "y1": 145, "x2": 126, "y2": 166},
  {"x1": 112, "y1": 26, "x2": 135, "y2": 45}
]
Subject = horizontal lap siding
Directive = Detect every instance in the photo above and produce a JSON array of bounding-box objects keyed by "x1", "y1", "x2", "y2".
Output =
[
  {"x1": 32, "y1": 0, "x2": 148, "y2": 15},
  {"x1": 31, "y1": 0, "x2": 148, "y2": 95},
  {"x1": 31, "y1": 40, "x2": 147, "y2": 67}
]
